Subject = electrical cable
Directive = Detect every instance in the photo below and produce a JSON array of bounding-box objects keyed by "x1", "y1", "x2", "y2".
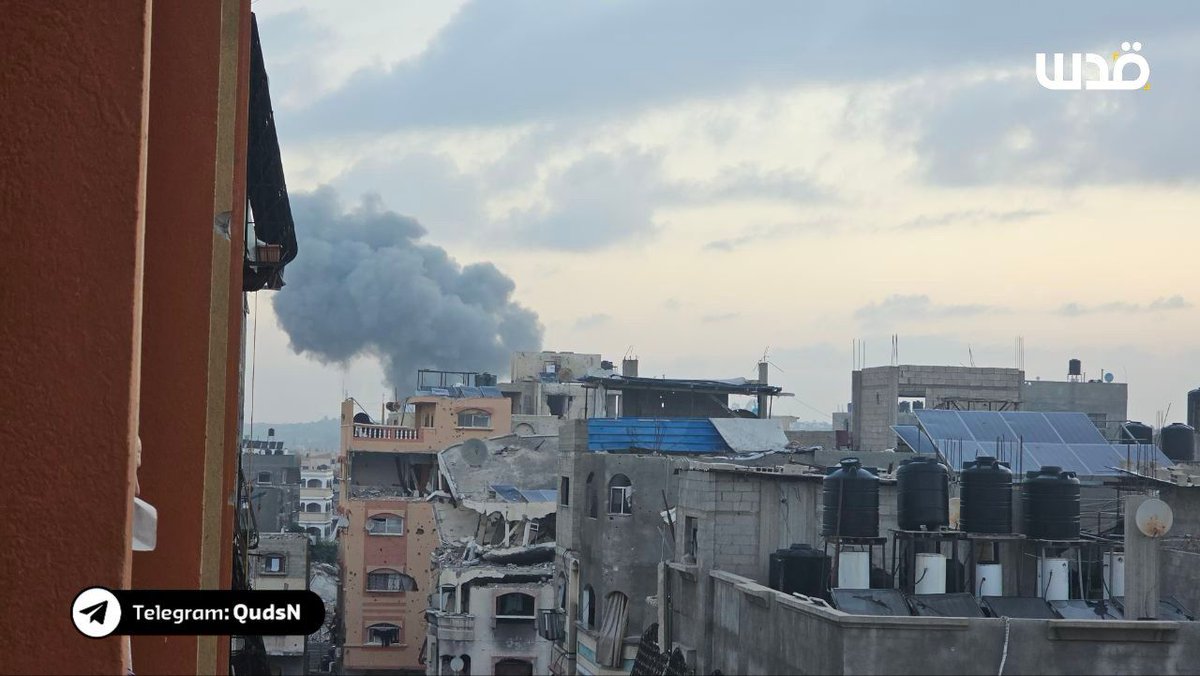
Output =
[{"x1": 997, "y1": 616, "x2": 1011, "y2": 675}]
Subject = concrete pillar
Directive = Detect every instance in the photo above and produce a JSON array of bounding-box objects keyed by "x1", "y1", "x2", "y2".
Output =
[
  {"x1": 1123, "y1": 494, "x2": 1160, "y2": 619},
  {"x1": 0, "y1": 3, "x2": 152, "y2": 673},
  {"x1": 757, "y1": 361, "x2": 770, "y2": 419}
]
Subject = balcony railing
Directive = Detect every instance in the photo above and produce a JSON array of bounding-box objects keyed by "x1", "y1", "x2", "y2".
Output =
[
  {"x1": 352, "y1": 424, "x2": 420, "y2": 441},
  {"x1": 300, "y1": 487, "x2": 332, "y2": 500},
  {"x1": 298, "y1": 511, "x2": 331, "y2": 523},
  {"x1": 428, "y1": 613, "x2": 474, "y2": 642}
]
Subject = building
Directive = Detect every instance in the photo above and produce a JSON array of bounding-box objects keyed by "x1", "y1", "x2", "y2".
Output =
[
  {"x1": 426, "y1": 434, "x2": 561, "y2": 676},
  {"x1": 301, "y1": 463, "x2": 338, "y2": 541},
  {"x1": 3, "y1": 3, "x2": 298, "y2": 673},
  {"x1": 337, "y1": 373, "x2": 514, "y2": 675},
  {"x1": 249, "y1": 533, "x2": 311, "y2": 675},
  {"x1": 550, "y1": 364, "x2": 789, "y2": 676},
  {"x1": 243, "y1": 440, "x2": 303, "y2": 533},
  {"x1": 849, "y1": 364, "x2": 1129, "y2": 451},
  {"x1": 501, "y1": 351, "x2": 612, "y2": 422}
]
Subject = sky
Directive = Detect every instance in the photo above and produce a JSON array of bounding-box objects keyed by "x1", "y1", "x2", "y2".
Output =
[{"x1": 245, "y1": 0, "x2": 1200, "y2": 426}]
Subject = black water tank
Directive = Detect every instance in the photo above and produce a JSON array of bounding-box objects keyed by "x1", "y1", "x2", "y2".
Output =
[
  {"x1": 1069, "y1": 359, "x2": 1082, "y2": 377},
  {"x1": 769, "y1": 544, "x2": 831, "y2": 599},
  {"x1": 1022, "y1": 466, "x2": 1080, "y2": 540},
  {"x1": 896, "y1": 457, "x2": 949, "y2": 530},
  {"x1": 1161, "y1": 423, "x2": 1196, "y2": 463},
  {"x1": 960, "y1": 456, "x2": 1013, "y2": 534},
  {"x1": 821, "y1": 458, "x2": 880, "y2": 538},
  {"x1": 1121, "y1": 421, "x2": 1154, "y2": 445}
]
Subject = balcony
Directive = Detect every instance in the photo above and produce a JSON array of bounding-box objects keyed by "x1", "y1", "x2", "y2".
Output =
[
  {"x1": 427, "y1": 612, "x2": 474, "y2": 642},
  {"x1": 298, "y1": 511, "x2": 331, "y2": 524},
  {"x1": 352, "y1": 423, "x2": 420, "y2": 442},
  {"x1": 300, "y1": 487, "x2": 331, "y2": 500}
]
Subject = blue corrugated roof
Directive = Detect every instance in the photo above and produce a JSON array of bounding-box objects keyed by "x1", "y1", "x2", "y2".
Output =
[{"x1": 587, "y1": 418, "x2": 731, "y2": 453}]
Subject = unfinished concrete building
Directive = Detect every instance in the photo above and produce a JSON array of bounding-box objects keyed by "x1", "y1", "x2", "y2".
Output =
[
  {"x1": 850, "y1": 364, "x2": 1128, "y2": 451},
  {"x1": 425, "y1": 434, "x2": 561, "y2": 676},
  {"x1": 249, "y1": 533, "x2": 311, "y2": 675},
  {"x1": 501, "y1": 351, "x2": 613, "y2": 423}
]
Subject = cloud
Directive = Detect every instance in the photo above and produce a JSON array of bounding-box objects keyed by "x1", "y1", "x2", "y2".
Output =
[
  {"x1": 704, "y1": 219, "x2": 835, "y2": 251},
  {"x1": 701, "y1": 312, "x2": 741, "y2": 323},
  {"x1": 893, "y1": 209, "x2": 1048, "y2": 231},
  {"x1": 573, "y1": 313, "x2": 611, "y2": 330},
  {"x1": 272, "y1": 187, "x2": 543, "y2": 393},
  {"x1": 854, "y1": 295, "x2": 1001, "y2": 325},
  {"x1": 1058, "y1": 295, "x2": 1192, "y2": 316}
]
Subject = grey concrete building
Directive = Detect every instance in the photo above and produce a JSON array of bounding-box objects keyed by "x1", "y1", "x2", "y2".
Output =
[
  {"x1": 249, "y1": 532, "x2": 310, "y2": 676},
  {"x1": 242, "y1": 445, "x2": 302, "y2": 532},
  {"x1": 850, "y1": 365, "x2": 1129, "y2": 451}
]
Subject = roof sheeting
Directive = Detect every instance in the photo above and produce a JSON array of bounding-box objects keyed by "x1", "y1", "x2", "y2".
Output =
[
  {"x1": 912, "y1": 410, "x2": 1173, "y2": 476},
  {"x1": 587, "y1": 418, "x2": 731, "y2": 452},
  {"x1": 710, "y1": 418, "x2": 788, "y2": 452}
]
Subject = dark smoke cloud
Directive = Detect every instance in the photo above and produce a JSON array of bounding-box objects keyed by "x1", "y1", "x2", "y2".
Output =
[{"x1": 273, "y1": 187, "x2": 543, "y2": 394}]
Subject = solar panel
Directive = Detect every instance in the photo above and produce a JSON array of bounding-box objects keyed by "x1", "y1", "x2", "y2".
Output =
[
  {"x1": 489, "y1": 484, "x2": 525, "y2": 502},
  {"x1": 981, "y1": 596, "x2": 1057, "y2": 619},
  {"x1": 518, "y1": 488, "x2": 558, "y2": 503},
  {"x1": 908, "y1": 593, "x2": 985, "y2": 618},
  {"x1": 893, "y1": 425, "x2": 938, "y2": 453},
  {"x1": 915, "y1": 410, "x2": 1172, "y2": 476},
  {"x1": 830, "y1": 589, "x2": 912, "y2": 616}
]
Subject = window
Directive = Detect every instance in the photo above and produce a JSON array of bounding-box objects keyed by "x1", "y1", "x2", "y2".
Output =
[
  {"x1": 596, "y1": 592, "x2": 630, "y2": 668},
  {"x1": 257, "y1": 471, "x2": 272, "y2": 484},
  {"x1": 367, "y1": 514, "x2": 404, "y2": 535},
  {"x1": 559, "y1": 476, "x2": 570, "y2": 506},
  {"x1": 306, "y1": 478, "x2": 323, "y2": 488},
  {"x1": 263, "y1": 554, "x2": 285, "y2": 574},
  {"x1": 366, "y1": 623, "x2": 401, "y2": 647},
  {"x1": 685, "y1": 516, "x2": 699, "y2": 558},
  {"x1": 495, "y1": 658, "x2": 534, "y2": 676},
  {"x1": 495, "y1": 592, "x2": 535, "y2": 621},
  {"x1": 586, "y1": 473, "x2": 597, "y2": 519},
  {"x1": 367, "y1": 569, "x2": 418, "y2": 592},
  {"x1": 305, "y1": 502, "x2": 322, "y2": 513},
  {"x1": 580, "y1": 586, "x2": 596, "y2": 629},
  {"x1": 305, "y1": 527, "x2": 322, "y2": 539},
  {"x1": 607, "y1": 474, "x2": 632, "y2": 515},
  {"x1": 457, "y1": 409, "x2": 492, "y2": 429}
]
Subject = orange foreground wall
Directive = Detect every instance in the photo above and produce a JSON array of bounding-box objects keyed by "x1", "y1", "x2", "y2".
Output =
[{"x1": 0, "y1": 1, "x2": 250, "y2": 674}]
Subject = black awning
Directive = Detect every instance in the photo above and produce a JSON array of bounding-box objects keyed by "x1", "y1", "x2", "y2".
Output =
[{"x1": 244, "y1": 12, "x2": 297, "y2": 292}]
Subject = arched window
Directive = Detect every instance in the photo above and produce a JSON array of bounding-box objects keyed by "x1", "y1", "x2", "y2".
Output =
[
  {"x1": 366, "y1": 623, "x2": 401, "y2": 647},
  {"x1": 367, "y1": 568, "x2": 418, "y2": 592},
  {"x1": 257, "y1": 471, "x2": 271, "y2": 484},
  {"x1": 305, "y1": 502, "x2": 322, "y2": 513},
  {"x1": 367, "y1": 513, "x2": 404, "y2": 535},
  {"x1": 607, "y1": 474, "x2": 632, "y2": 515},
  {"x1": 580, "y1": 585, "x2": 596, "y2": 629},
  {"x1": 495, "y1": 592, "x2": 535, "y2": 621},
  {"x1": 586, "y1": 473, "x2": 597, "y2": 519},
  {"x1": 306, "y1": 478, "x2": 322, "y2": 488},
  {"x1": 456, "y1": 409, "x2": 492, "y2": 429},
  {"x1": 596, "y1": 592, "x2": 630, "y2": 667}
]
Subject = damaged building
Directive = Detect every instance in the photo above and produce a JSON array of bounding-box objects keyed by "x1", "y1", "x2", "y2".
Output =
[
  {"x1": 336, "y1": 370, "x2": 513, "y2": 675},
  {"x1": 426, "y1": 434, "x2": 562, "y2": 676}
]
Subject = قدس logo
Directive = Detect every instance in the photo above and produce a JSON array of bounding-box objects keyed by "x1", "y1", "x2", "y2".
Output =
[{"x1": 1036, "y1": 41, "x2": 1150, "y2": 91}]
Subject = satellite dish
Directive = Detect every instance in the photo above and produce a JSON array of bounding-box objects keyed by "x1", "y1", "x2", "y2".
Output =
[
  {"x1": 1104, "y1": 372, "x2": 1115, "y2": 383},
  {"x1": 1135, "y1": 498, "x2": 1173, "y2": 538},
  {"x1": 461, "y1": 438, "x2": 488, "y2": 467},
  {"x1": 449, "y1": 656, "x2": 465, "y2": 673}
]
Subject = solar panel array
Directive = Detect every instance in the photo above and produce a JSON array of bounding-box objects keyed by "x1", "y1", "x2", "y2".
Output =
[{"x1": 911, "y1": 410, "x2": 1172, "y2": 476}]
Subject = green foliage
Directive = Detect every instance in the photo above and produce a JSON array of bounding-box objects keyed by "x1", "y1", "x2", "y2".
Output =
[{"x1": 310, "y1": 539, "x2": 338, "y2": 565}]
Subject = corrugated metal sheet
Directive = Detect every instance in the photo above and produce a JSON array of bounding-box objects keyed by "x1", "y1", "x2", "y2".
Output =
[
  {"x1": 710, "y1": 418, "x2": 788, "y2": 452},
  {"x1": 587, "y1": 418, "x2": 731, "y2": 452}
]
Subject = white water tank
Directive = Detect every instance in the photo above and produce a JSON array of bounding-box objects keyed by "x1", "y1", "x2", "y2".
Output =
[
  {"x1": 838, "y1": 551, "x2": 870, "y2": 589},
  {"x1": 1103, "y1": 553, "x2": 1125, "y2": 599},
  {"x1": 976, "y1": 563, "x2": 1003, "y2": 597},
  {"x1": 915, "y1": 553, "x2": 947, "y2": 595},
  {"x1": 1038, "y1": 558, "x2": 1070, "y2": 601}
]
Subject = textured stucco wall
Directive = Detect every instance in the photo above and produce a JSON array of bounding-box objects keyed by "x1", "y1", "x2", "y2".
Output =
[{"x1": 0, "y1": 3, "x2": 153, "y2": 674}]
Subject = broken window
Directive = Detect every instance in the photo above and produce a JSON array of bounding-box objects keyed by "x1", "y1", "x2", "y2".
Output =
[
  {"x1": 559, "y1": 476, "x2": 570, "y2": 506},
  {"x1": 367, "y1": 514, "x2": 404, "y2": 535},
  {"x1": 366, "y1": 623, "x2": 401, "y2": 647},
  {"x1": 367, "y1": 569, "x2": 418, "y2": 592},
  {"x1": 685, "y1": 516, "x2": 699, "y2": 557},
  {"x1": 456, "y1": 409, "x2": 492, "y2": 429},
  {"x1": 607, "y1": 474, "x2": 632, "y2": 515},
  {"x1": 596, "y1": 592, "x2": 630, "y2": 667},
  {"x1": 580, "y1": 586, "x2": 596, "y2": 629},
  {"x1": 495, "y1": 592, "x2": 535, "y2": 621},
  {"x1": 546, "y1": 394, "x2": 568, "y2": 417}
]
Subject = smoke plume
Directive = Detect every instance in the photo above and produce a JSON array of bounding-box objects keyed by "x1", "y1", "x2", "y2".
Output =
[{"x1": 273, "y1": 187, "x2": 543, "y2": 394}]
